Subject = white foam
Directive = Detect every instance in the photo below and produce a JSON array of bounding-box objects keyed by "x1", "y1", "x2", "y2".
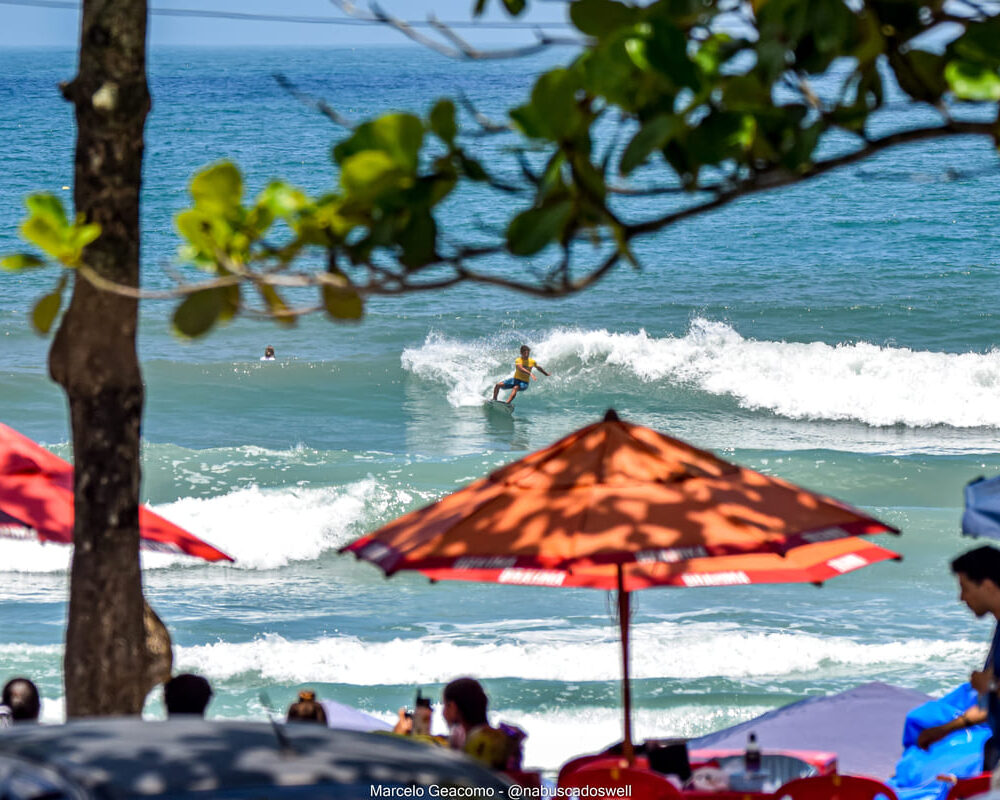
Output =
[
  {"x1": 505, "y1": 704, "x2": 770, "y2": 771},
  {"x1": 0, "y1": 479, "x2": 420, "y2": 573},
  {"x1": 175, "y1": 622, "x2": 982, "y2": 685},
  {"x1": 401, "y1": 332, "x2": 509, "y2": 407},
  {"x1": 152, "y1": 479, "x2": 417, "y2": 570},
  {"x1": 402, "y1": 321, "x2": 1000, "y2": 427}
]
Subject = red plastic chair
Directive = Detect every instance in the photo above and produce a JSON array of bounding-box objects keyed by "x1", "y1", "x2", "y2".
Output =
[
  {"x1": 560, "y1": 761, "x2": 682, "y2": 800},
  {"x1": 945, "y1": 774, "x2": 992, "y2": 799},
  {"x1": 558, "y1": 754, "x2": 650, "y2": 786},
  {"x1": 776, "y1": 774, "x2": 898, "y2": 800}
]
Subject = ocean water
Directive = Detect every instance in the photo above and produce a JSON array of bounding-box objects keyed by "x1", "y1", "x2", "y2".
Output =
[{"x1": 3, "y1": 45, "x2": 1000, "y2": 770}]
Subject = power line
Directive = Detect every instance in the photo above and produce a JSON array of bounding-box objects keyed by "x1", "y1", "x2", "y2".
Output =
[{"x1": 0, "y1": 0, "x2": 576, "y2": 29}]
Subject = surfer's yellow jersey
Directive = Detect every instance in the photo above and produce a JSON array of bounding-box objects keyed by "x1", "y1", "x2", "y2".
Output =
[{"x1": 513, "y1": 357, "x2": 536, "y2": 382}]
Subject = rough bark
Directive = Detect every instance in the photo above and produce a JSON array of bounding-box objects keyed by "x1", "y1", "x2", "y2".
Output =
[{"x1": 48, "y1": 0, "x2": 157, "y2": 716}]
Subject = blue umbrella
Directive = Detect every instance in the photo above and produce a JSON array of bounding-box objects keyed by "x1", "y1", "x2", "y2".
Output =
[{"x1": 962, "y1": 476, "x2": 1000, "y2": 538}]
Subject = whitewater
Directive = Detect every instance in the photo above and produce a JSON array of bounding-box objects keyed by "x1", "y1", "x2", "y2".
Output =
[{"x1": 4, "y1": 45, "x2": 1000, "y2": 772}]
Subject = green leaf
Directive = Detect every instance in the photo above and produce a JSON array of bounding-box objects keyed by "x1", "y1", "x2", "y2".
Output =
[
  {"x1": 373, "y1": 113, "x2": 425, "y2": 172},
  {"x1": 175, "y1": 209, "x2": 222, "y2": 261},
  {"x1": 258, "y1": 182, "x2": 308, "y2": 218},
  {"x1": 570, "y1": 0, "x2": 636, "y2": 39},
  {"x1": 620, "y1": 115, "x2": 679, "y2": 175},
  {"x1": 507, "y1": 199, "x2": 574, "y2": 256},
  {"x1": 26, "y1": 194, "x2": 69, "y2": 227},
  {"x1": 190, "y1": 162, "x2": 243, "y2": 213},
  {"x1": 501, "y1": 0, "x2": 526, "y2": 15},
  {"x1": 172, "y1": 288, "x2": 224, "y2": 338},
  {"x1": 1, "y1": 253, "x2": 45, "y2": 271},
  {"x1": 398, "y1": 210, "x2": 438, "y2": 269},
  {"x1": 946, "y1": 60, "x2": 1000, "y2": 102},
  {"x1": 21, "y1": 216, "x2": 69, "y2": 261},
  {"x1": 30, "y1": 276, "x2": 66, "y2": 335},
  {"x1": 340, "y1": 151, "x2": 409, "y2": 200},
  {"x1": 69, "y1": 222, "x2": 101, "y2": 252},
  {"x1": 889, "y1": 50, "x2": 947, "y2": 104},
  {"x1": 645, "y1": 20, "x2": 699, "y2": 90},
  {"x1": 322, "y1": 282, "x2": 364, "y2": 321},
  {"x1": 953, "y1": 19, "x2": 1000, "y2": 68},
  {"x1": 513, "y1": 69, "x2": 584, "y2": 142},
  {"x1": 258, "y1": 284, "x2": 295, "y2": 326},
  {"x1": 336, "y1": 113, "x2": 425, "y2": 172},
  {"x1": 429, "y1": 99, "x2": 457, "y2": 145}
]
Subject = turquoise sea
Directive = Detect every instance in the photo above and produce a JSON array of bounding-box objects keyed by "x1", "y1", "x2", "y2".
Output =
[{"x1": 3, "y1": 45, "x2": 1000, "y2": 770}]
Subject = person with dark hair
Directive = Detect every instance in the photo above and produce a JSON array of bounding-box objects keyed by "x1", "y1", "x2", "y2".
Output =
[
  {"x1": 286, "y1": 690, "x2": 327, "y2": 725},
  {"x1": 442, "y1": 677, "x2": 520, "y2": 770},
  {"x1": 917, "y1": 546, "x2": 1000, "y2": 765},
  {"x1": 2, "y1": 678, "x2": 40, "y2": 723},
  {"x1": 491, "y1": 345, "x2": 550, "y2": 405},
  {"x1": 163, "y1": 673, "x2": 213, "y2": 717}
]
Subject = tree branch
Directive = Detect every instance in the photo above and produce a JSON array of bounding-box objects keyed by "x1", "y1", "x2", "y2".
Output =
[
  {"x1": 329, "y1": 0, "x2": 586, "y2": 60},
  {"x1": 626, "y1": 122, "x2": 996, "y2": 238},
  {"x1": 273, "y1": 73, "x2": 355, "y2": 129}
]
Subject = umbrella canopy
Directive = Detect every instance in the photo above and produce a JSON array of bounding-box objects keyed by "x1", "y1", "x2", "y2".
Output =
[
  {"x1": 416, "y1": 535, "x2": 900, "y2": 591},
  {"x1": 341, "y1": 411, "x2": 899, "y2": 760},
  {"x1": 962, "y1": 475, "x2": 1000, "y2": 539},
  {"x1": 343, "y1": 411, "x2": 900, "y2": 763},
  {"x1": 0, "y1": 423, "x2": 232, "y2": 562},
  {"x1": 345, "y1": 411, "x2": 898, "y2": 574}
]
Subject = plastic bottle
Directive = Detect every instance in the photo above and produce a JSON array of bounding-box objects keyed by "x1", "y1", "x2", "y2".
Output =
[{"x1": 745, "y1": 732, "x2": 761, "y2": 773}]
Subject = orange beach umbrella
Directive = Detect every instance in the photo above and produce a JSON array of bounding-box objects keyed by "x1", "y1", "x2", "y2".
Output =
[
  {"x1": 0, "y1": 423, "x2": 232, "y2": 563},
  {"x1": 343, "y1": 410, "x2": 899, "y2": 760}
]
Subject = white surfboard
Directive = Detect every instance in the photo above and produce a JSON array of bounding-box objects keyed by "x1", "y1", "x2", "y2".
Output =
[{"x1": 486, "y1": 400, "x2": 514, "y2": 415}]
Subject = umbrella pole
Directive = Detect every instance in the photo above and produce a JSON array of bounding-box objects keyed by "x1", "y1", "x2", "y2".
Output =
[{"x1": 617, "y1": 564, "x2": 634, "y2": 765}]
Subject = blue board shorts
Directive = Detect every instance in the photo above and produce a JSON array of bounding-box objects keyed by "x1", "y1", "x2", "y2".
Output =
[{"x1": 500, "y1": 379, "x2": 529, "y2": 390}]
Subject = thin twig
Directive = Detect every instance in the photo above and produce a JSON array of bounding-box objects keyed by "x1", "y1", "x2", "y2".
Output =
[
  {"x1": 273, "y1": 73, "x2": 355, "y2": 129},
  {"x1": 458, "y1": 92, "x2": 511, "y2": 134},
  {"x1": 328, "y1": 0, "x2": 584, "y2": 60}
]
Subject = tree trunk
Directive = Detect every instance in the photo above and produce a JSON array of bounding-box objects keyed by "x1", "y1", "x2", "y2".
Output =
[{"x1": 49, "y1": 0, "x2": 154, "y2": 717}]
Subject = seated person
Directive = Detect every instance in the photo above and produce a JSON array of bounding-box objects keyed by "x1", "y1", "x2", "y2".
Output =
[
  {"x1": 917, "y1": 705, "x2": 986, "y2": 750},
  {"x1": 442, "y1": 677, "x2": 523, "y2": 771},
  {"x1": 287, "y1": 690, "x2": 327, "y2": 725},
  {"x1": 393, "y1": 691, "x2": 433, "y2": 736}
]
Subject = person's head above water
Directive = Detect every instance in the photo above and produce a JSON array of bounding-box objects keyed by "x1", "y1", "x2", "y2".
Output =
[
  {"x1": 952, "y1": 545, "x2": 1000, "y2": 618},
  {"x1": 264, "y1": 345, "x2": 275, "y2": 358}
]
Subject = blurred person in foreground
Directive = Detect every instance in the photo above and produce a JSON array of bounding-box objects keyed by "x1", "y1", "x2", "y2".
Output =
[
  {"x1": 1, "y1": 677, "x2": 40, "y2": 724},
  {"x1": 442, "y1": 678, "x2": 524, "y2": 771},
  {"x1": 164, "y1": 673, "x2": 213, "y2": 717},
  {"x1": 287, "y1": 690, "x2": 327, "y2": 725}
]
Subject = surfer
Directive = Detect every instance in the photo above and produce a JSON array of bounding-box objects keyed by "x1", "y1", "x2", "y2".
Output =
[
  {"x1": 492, "y1": 345, "x2": 549, "y2": 404},
  {"x1": 261, "y1": 345, "x2": 276, "y2": 362}
]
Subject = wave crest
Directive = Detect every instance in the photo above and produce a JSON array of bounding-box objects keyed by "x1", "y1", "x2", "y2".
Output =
[{"x1": 402, "y1": 321, "x2": 1000, "y2": 427}]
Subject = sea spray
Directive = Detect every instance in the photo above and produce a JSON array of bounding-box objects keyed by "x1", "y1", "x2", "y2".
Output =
[
  {"x1": 403, "y1": 320, "x2": 1000, "y2": 428},
  {"x1": 154, "y1": 479, "x2": 419, "y2": 570},
  {"x1": 0, "y1": 479, "x2": 426, "y2": 574},
  {"x1": 171, "y1": 624, "x2": 983, "y2": 685},
  {"x1": 401, "y1": 332, "x2": 511, "y2": 407}
]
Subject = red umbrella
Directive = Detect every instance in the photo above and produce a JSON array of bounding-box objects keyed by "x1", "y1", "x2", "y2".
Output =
[
  {"x1": 0, "y1": 423, "x2": 232, "y2": 563},
  {"x1": 343, "y1": 411, "x2": 900, "y2": 760}
]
